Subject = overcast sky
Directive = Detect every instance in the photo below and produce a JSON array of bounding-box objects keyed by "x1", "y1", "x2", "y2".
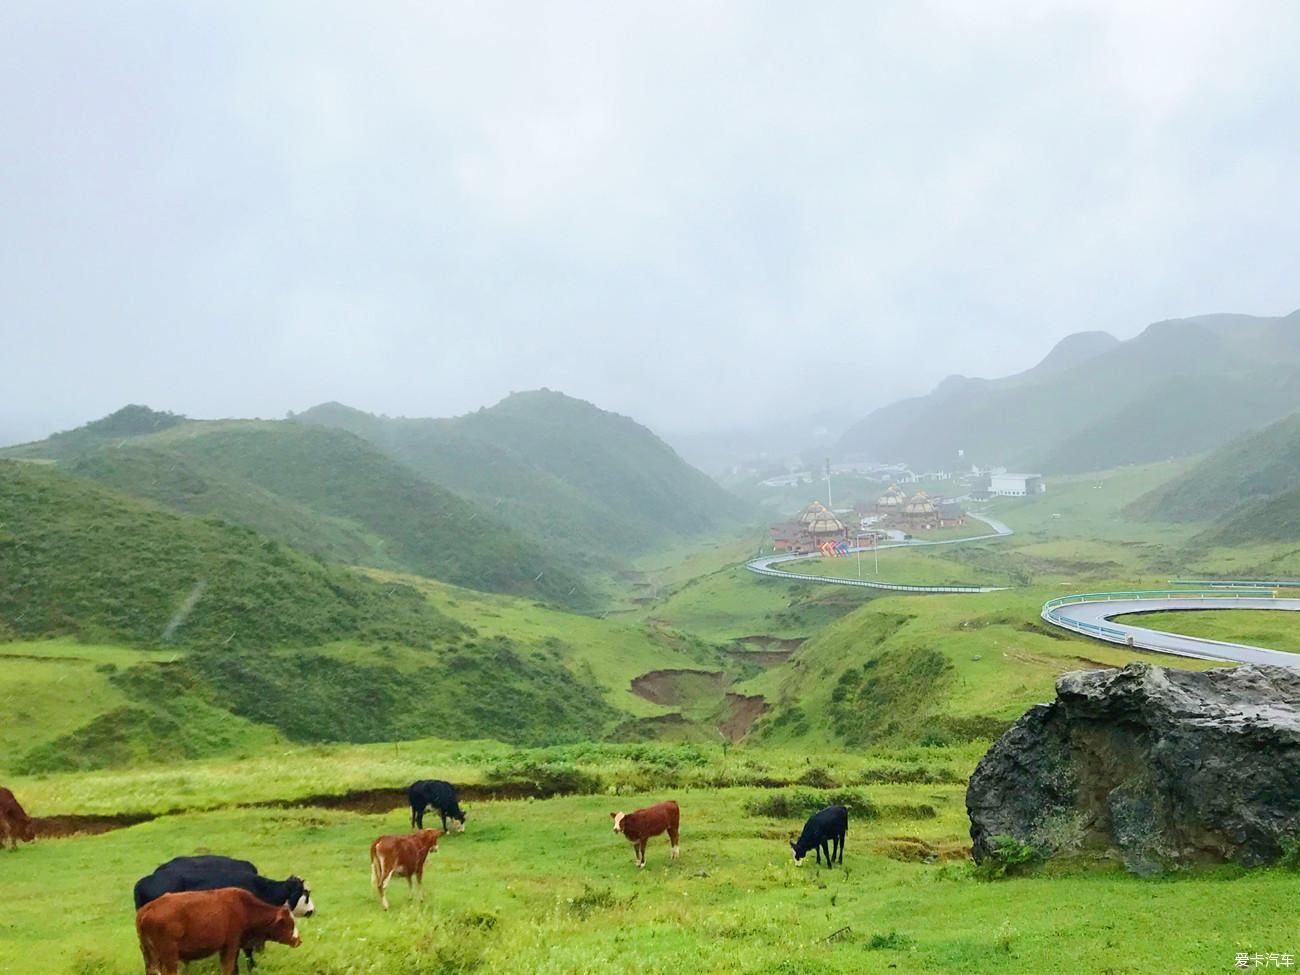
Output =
[{"x1": 2, "y1": 1, "x2": 1298, "y2": 446}]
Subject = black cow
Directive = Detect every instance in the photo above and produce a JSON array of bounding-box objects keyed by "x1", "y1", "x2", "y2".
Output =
[
  {"x1": 409, "y1": 779, "x2": 467, "y2": 833},
  {"x1": 790, "y1": 804, "x2": 847, "y2": 868},
  {"x1": 133, "y1": 855, "x2": 314, "y2": 971}
]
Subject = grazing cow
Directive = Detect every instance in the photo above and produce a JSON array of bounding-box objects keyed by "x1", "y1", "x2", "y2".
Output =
[
  {"x1": 370, "y1": 829, "x2": 444, "y2": 910},
  {"x1": 610, "y1": 800, "x2": 680, "y2": 868},
  {"x1": 136, "y1": 887, "x2": 301, "y2": 975},
  {"x1": 0, "y1": 786, "x2": 36, "y2": 850},
  {"x1": 409, "y1": 779, "x2": 467, "y2": 832},
  {"x1": 790, "y1": 804, "x2": 847, "y2": 868},
  {"x1": 134, "y1": 855, "x2": 313, "y2": 972}
]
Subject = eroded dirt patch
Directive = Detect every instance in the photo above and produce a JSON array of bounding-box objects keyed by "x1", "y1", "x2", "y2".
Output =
[{"x1": 719, "y1": 693, "x2": 767, "y2": 741}]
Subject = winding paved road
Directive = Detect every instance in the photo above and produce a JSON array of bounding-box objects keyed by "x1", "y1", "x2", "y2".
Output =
[
  {"x1": 745, "y1": 511, "x2": 1300, "y2": 665},
  {"x1": 1041, "y1": 590, "x2": 1300, "y2": 667},
  {"x1": 743, "y1": 512, "x2": 1014, "y2": 593}
]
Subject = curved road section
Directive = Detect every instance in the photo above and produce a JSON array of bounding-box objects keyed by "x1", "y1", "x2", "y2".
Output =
[
  {"x1": 1042, "y1": 590, "x2": 1300, "y2": 667},
  {"x1": 744, "y1": 512, "x2": 1014, "y2": 594}
]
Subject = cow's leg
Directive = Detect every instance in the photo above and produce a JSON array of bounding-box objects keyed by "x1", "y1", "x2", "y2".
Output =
[
  {"x1": 243, "y1": 945, "x2": 258, "y2": 971},
  {"x1": 378, "y1": 868, "x2": 392, "y2": 910},
  {"x1": 636, "y1": 839, "x2": 647, "y2": 867},
  {"x1": 219, "y1": 942, "x2": 241, "y2": 975},
  {"x1": 155, "y1": 942, "x2": 180, "y2": 975},
  {"x1": 140, "y1": 937, "x2": 160, "y2": 975},
  {"x1": 668, "y1": 827, "x2": 680, "y2": 860},
  {"x1": 822, "y1": 840, "x2": 833, "y2": 868},
  {"x1": 837, "y1": 831, "x2": 845, "y2": 864}
]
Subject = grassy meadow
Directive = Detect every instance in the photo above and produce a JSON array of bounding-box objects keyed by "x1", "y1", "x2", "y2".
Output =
[
  {"x1": 7, "y1": 770, "x2": 1300, "y2": 975},
  {"x1": 7, "y1": 454, "x2": 1300, "y2": 974}
]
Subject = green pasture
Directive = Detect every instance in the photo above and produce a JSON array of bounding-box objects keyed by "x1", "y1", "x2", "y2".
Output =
[
  {"x1": 982, "y1": 460, "x2": 1198, "y2": 543},
  {"x1": 772, "y1": 546, "x2": 1018, "y2": 589},
  {"x1": 1111, "y1": 609, "x2": 1300, "y2": 654},
  {"x1": 364, "y1": 571, "x2": 729, "y2": 718},
  {"x1": 6, "y1": 779, "x2": 1300, "y2": 975},
  {"x1": 631, "y1": 565, "x2": 872, "y2": 642}
]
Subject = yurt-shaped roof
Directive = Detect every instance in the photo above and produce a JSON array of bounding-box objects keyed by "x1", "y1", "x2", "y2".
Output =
[
  {"x1": 903, "y1": 491, "x2": 937, "y2": 515},
  {"x1": 806, "y1": 512, "x2": 846, "y2": 535},
  {"x1": 798, "y1": 501, "x2": 832, "y2": 524},
  {"x1": 877, "y1": 484, "x2": 906, "y2": 507},
  {"x1": 797, "y1": 501, "x2": 844, "y2": 535}
]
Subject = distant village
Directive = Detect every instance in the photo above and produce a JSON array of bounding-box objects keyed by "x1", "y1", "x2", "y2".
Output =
[{"x1": 766, "y1": 466, "x2": 1045, "y2": 556}]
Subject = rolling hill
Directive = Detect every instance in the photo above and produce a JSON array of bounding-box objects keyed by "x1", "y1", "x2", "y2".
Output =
[
  {"x1": 5, "y1": 408, "x2": 594, "y2": 609},
  {"x1": 295, "y1": 390, "x2": 743, "y2": 558},
  {"x1": 0, "y1": 458, "x2": 457, "y2": 650},
  {"x1": 1124, "y1": 411, "x2": 1300, "y2": 541},
  {"x1": 837, "y1": 309, "x2": 1300, "y2": 473},
  {"x1": 0, "y1": 460, "x2": 736, "y2": 770}
]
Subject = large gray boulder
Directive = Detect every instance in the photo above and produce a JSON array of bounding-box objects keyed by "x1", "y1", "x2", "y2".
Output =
[{"x1": 967, "y1": 662, "x2": 1300, "y2": 873}]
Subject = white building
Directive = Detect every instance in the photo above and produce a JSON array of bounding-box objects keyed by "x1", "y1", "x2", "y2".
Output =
[{"x1": 989, "y1": 473, "x2": 1045, "y2": 497}]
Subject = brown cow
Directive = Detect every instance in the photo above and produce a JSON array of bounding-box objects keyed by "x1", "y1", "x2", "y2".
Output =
[
  {"x1": 136, "y1": 887, "x2": 301, "y2": 975},
  {"x1": 610, "y1": 800, "x2": 680, "y2": 868},
  {"x1": 0, "y1": 786, "x2": 36, "y2": 850},
  {"x1": 370, "y1": 828, "x2": 444, "y2": 910}
]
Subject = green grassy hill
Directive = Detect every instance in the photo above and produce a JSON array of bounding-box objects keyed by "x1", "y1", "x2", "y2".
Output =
[
  {"x1": 296, "y1": 390, "x2": 743, "y2": 559},
  {"x1": 1199, "y1": 484, "x2": 1300, "y2": 546},
  {"x1": 6, "y1": 410, "x2": 595, "y2": 609},
  {"x1": 1125, "y1": 411, "x2": 1300, "y2": 526},
  {"x1": 0, "y1": 461, "x2": 728, "y2": 769},
  {"x1": 743, "y1": 587, "x2": 1220, "y2": 749},
  {"x1": 837, "y1": 309, "x2": 1300, "y2": 472},
  {"x1": 0, "y1": 458, "x2": 455, "y2": 650}
]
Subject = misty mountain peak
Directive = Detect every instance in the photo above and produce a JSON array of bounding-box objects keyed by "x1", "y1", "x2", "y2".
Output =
[{"x1": 1032, "y1": 330, "x2": 1121, "y2": 375}]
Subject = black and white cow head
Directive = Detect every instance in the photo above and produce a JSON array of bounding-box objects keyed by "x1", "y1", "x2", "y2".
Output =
[{"x1": 284, "y1": 876, "x2": 314, "y2": 916}]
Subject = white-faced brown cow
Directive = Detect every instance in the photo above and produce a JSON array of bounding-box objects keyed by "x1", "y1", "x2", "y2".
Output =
[
  {"x1": 610, "y1": 800, "x2": 680, "y2": 868},
  {"x1": 135, "y1": 887, "x2": 301, "y2": 975},
  {"x1": 369, "y1": 829, "x2": 444, "y2": 910},
  {"x1": 0, "y1": 786, "x2": 36, "y2": 850}
]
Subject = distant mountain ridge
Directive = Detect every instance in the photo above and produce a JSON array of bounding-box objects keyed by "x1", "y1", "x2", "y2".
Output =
[
  {"x1": 296, "y1": 390, "x2": 742, "y2": 560},
  {"x1": 837, "y1": 309, "x2": 1300, "y2": 473}
]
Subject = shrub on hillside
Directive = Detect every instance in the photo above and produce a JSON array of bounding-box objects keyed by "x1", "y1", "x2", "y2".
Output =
[
  {"x1": 857, "y1": 763, "x2": 965, "y2": 785},
  {"x1": 742, "y1": 789, "x2": 878, "y2": 820},
  {"x1": 481, "y1": 759, "x2": 602, "y2": 796}
]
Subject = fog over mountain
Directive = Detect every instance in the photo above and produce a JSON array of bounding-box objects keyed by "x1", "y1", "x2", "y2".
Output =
[{"x1": 2, "y1": 2, "x2": 1298, "y2": 445}]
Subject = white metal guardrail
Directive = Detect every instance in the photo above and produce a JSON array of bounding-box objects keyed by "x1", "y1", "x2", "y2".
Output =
[
  {"x1": 742, "y1": 511, "x2": 1014, "y2": 594},
  {"x1": 1040, "y1": 589, "x2": 1288, "y2": 660}
]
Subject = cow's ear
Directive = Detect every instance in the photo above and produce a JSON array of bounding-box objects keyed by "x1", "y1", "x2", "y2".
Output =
[{"x1": 609, "y1": 812, "x2": 617, "y2": 820}]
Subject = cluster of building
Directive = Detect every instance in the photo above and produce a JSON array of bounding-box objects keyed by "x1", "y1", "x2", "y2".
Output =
[
  {"x1": 865, "y1": 484, "x2": 966, "y2": 530},
  {"x1": 768, "y1": 486, "x2": 967, "y2": 554}
]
